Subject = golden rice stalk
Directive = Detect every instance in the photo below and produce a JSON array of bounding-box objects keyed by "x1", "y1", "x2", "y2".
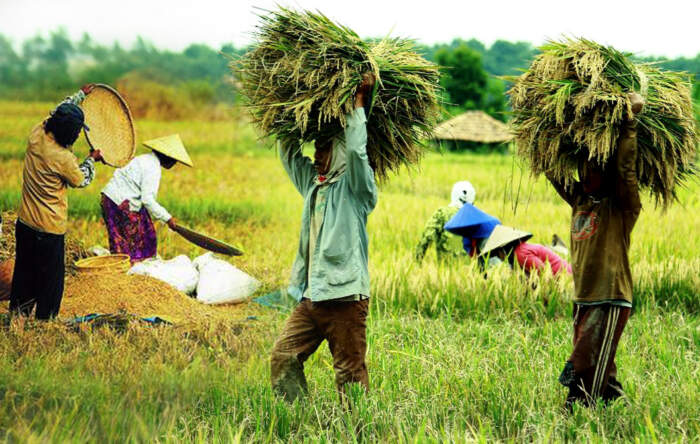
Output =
[
  {"x1": 508, "y1": 38, "x2": 698, "y2": 206},
  {"x1": 233, "y1": 7, "x2": 441, "y2": 180}
]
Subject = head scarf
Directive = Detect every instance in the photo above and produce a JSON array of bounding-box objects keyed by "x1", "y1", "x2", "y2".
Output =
[
  {"x1": 316, "y1": 138, "x2": 347, "y2": 184},
  {"x1": 450, "y1": 181, "x2": 476, "y2": 207},
  {"x1": 44, "y1": 102, "x2": 89, "y2": 148}
]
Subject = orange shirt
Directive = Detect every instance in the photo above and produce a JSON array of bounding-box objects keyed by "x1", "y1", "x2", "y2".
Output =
[{"x1": 17, "y1": 123, "x2": 85, "y2": 234}]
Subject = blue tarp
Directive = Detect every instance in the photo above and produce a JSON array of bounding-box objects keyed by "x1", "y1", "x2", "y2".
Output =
[
  {"x1": 444, "y1": 203, "x2": 500, "y2": 239},
  {"x1": 253, "y1": 290, "x2": 298, "y2": 312}
]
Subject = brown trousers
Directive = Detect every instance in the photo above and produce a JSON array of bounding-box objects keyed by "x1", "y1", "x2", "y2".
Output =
[
  {"x1": 270, "y1": 298, "x2": 369, "y2": 401},
  {"x1": 559, "y1": 304, "x2": 631, "y2": 407}
]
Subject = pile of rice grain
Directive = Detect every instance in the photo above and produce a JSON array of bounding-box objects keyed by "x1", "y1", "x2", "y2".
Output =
[{"x1": 61, "y1": 273, "x2": 244, "y2": 323}]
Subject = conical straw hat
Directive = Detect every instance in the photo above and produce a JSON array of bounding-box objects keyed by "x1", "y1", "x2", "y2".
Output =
[
  {"x1": 143, "y1": 134, "x2": 193, "y2": 167},
  {"x1": 479, "y1": 225, "x2": 532, "y2": 256}
]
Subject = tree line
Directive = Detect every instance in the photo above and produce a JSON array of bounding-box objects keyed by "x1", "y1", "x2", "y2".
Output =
[{"x1": 0, "y1": 29, "x2": 698, "y2": 121}]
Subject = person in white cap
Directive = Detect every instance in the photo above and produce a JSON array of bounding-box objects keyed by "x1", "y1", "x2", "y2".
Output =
[
  {"x1": 100, "y1": 134, "x2": 193, "y2": 262},
  {"x1": 414, "y1": 181, "x2": 476, "y2": 263},
  {"x1": 480, "y1": 225, "x2": 572, "y2": 277}
]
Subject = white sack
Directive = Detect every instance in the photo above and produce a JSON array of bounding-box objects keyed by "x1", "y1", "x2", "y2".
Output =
[
  {"x1": 194, "y1": 253, "x2": 260, "y2": 305},
  {"x1": 128, "y1": 255, "x2": 199, "y2": 295}
]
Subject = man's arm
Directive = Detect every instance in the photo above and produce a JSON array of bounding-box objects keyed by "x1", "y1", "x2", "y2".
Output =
[
  {"x1": 278, "y1": 140, "x2": 315, "y2": 197},
  {"x1": 60, "y1": 84, "x2": 95, "y2": 108},
  {"x1": 344, "y1": 73, "x2": 378, "y2": 210},
  {"x1": 140, "y1": 165, "x2": 173, "y2": 223},
  {"x1": 615, "y1": 116, "x2": 642, "y2": 214},
  {"x1": 544, "y1": 171, "x2": 577, "y2": 207},
  {"x1": 61, "y1": 150, "x2": 102, "y2": 188}
]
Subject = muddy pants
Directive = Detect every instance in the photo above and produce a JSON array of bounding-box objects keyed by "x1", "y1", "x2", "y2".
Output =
[
  {"x1": 559, "y1": 303, "x2": 631, "y2": 407},
  {"x1": 270, "y1": 298, "x2": 369, "y2": 401}
]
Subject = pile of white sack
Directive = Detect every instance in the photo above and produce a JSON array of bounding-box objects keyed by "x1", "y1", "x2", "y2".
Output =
[{"x1": 126, "y1": 252, "x2": 260, "y2": 305}]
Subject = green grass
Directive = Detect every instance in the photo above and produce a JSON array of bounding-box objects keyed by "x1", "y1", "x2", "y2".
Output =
[{"x1": 0, "y1": 101, "x2": 698, "y2": 441}]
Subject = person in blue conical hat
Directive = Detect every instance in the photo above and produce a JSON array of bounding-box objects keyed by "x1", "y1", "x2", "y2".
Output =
[
  {"x1": 443, "y1": 200, "x2": 501, "y2": 259},
  {"x1": 414, "y1": 181, "x2": 476, "y2": 263}
]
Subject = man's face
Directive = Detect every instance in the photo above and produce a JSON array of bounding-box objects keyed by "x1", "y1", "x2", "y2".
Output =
[
  {"x1": 313, "y1": 139, "x2": 333, "y2": 176},
  {"x1": 579, "y1": 161, "x2": 604, "y2": 194},
  {"x1": 161, "y1": 157, "x2": 177, "y2": 170}
]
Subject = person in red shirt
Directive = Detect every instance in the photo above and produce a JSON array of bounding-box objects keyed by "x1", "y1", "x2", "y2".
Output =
[{"x1": 480, "y1": 225, "x2": 572, "y2": 277}]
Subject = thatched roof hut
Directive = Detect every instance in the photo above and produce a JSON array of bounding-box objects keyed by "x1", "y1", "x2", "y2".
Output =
[{"x1": 433, "y1": 111, "x2": 513, "y2": 144}]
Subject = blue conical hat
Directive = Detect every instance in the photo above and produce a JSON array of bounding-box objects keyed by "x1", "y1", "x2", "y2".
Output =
[{"x1": 444, "y1": 203, "x2": 500, "y2": 238}]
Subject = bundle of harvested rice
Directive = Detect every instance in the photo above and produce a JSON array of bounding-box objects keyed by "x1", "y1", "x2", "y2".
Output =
[
  {"x1": 0, "y1": 212, "x2": 90, "y2": 274},
  {"x1": 508, "y1": 38, "x2": 698, "y2": 206},
  {"x1": 61, "y1": 273, "x2": 246, "y2": 323},
  {"x1": 235, "y1": 8, "x2": 441, "y2": 180}
]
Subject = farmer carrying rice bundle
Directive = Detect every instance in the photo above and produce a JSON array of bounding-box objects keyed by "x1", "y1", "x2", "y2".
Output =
[
  {"x1": 236, "y1": 8, "x2": 439, "y2": 402},
  {"x1": 269, "y1": 73, "x2": 376, "y2": 402},
  {"x1": 11, "y1": 84, "x2": 104, "y2": 319},
  {"x1": 508, "y1": 38, "x2": 697, "y2": 408},
  {"x1": 101, "y1": 135, "x2": 193, "y2": 262},
  {"x1": 415, "y1": 181, "x2": 477, "y2": 263},
  {"x1": 508, "y1": 38, "x2": 697, "y2": 207}
]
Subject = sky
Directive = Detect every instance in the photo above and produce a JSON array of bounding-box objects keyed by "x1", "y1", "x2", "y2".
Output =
[{"x1": 1, "y1": 0, "x2": 699, "y2": 58}]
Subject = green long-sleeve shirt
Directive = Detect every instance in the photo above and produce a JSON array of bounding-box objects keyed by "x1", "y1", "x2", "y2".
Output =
[
  {"x1": 280, "y1": 108, "x2": 378, "y2": 302},
  {"x1": 414, "y1": 205, "x2": 465, "y2": 262}
]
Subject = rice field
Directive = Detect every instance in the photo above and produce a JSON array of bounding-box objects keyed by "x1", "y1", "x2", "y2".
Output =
[{"x1": 0, "y1": 100, "x2": 698, "y2": 442}]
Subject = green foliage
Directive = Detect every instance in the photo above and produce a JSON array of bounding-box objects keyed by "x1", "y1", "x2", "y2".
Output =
[
  {"x1": 0, "y1": 31, "x2": 245, "y2": 103},
  {"x1": 434, "y1": 44, "x2": 509, "y2": 121},
  {"x1": 435, "y1": 44, "x2": 487, "y2": 109}
]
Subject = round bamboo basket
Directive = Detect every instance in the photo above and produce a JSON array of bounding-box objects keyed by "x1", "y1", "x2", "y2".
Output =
[
  {"x1": 75, "y1": 254, "x2": 131, "y2": 275},
  {"x1": 81, "y1": 84, "x2": 136, "y2": 168}
]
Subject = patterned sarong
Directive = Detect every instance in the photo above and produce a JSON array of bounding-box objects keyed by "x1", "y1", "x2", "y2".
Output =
[{"x1": 100, "y1": 194, "x2": 157, "y2": 263}]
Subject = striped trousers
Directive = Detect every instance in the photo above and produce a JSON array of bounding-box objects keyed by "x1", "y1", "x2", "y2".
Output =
[{"x1": 559, "y1": 304, "x2": 631, "y2": 407}]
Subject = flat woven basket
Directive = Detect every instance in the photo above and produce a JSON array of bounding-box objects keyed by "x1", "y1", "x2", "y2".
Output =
[
  {"x1": 81, "y1": 84, "x2": 136, "y2": 168},
  {"x1": 75, "y1": 254, "x2": 131, "y2": 275}
]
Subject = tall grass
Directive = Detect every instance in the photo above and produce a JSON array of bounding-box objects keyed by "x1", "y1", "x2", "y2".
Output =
[{"x1": 0, "y1": 101, "x2": 698, "y2": 441}]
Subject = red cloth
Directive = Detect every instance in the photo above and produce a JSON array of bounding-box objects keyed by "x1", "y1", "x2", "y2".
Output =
[{"x1": 514, "y1": 242, "x2": 572, "y2": 276}]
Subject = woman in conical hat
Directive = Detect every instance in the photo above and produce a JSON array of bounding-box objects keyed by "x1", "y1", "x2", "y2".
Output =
[
  {"x1": 100, "y1": 134, "x2": 193, "y2": 262},
  {"x1": 480, "y1": 225, "x2": 571, "y2": 277}
]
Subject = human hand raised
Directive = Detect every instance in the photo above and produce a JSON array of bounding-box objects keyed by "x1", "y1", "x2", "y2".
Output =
[
  {"x1": 628, "y1": 92, "x2": 644, "y2": 117},
  {"x1": 81, "y1": 83, "x2": 97, "y2": 95},
  {"x1": 89, "y1": 149, "x2": 104, "y2": 163}
]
